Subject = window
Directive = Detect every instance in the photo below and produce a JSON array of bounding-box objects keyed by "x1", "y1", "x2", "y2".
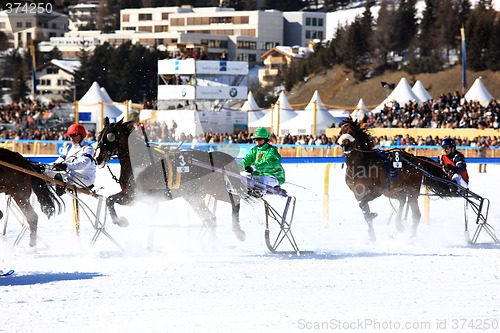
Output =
[
  {"x1": 241, "y1": 29, "x2": 255, "y2": 37},
  {"x1": 162, "y1": 13, "x2": 169, "y2": 20},
  {"x1": 237, "y1": 41, "x2": 256, "y2": 49},
  {"x1": 171, "y1": 18, "x2": 184, "y2": 26},
  {"x1": 122, "y1": 14, "x2": 129, "y2": 22},
  {"x1": 312, "y1": 18, "x2": 317, "y2": 27},
  {"x1": 305, "y1": 30, "x2": 311, "y2": 39},
  {"x1": 305, "y1": 18, "x2": 311, "y2": 26},
  {"x1": 138, "y1": 13, "x2": 152, "y2": 21},
  {"x1": 318, "y1": 18, "x2": 324, "y2": 27},
  {"x1": 210, "y1": 16, "x2": 233, "y2": 24},
  {"x1": 233, "y1": 16, "x2": 249, "y2": 24},
  {"x1": 261, "y1": 41, "x2": 278, "y2": 50}
]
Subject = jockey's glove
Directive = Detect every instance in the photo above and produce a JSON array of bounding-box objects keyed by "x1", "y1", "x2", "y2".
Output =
[
  {"x1": 245, "y1": 165, "x2": 253, "y2": 173},
  {"x1": 53, "y1": 163, "x2": 67, "y2": 172}
]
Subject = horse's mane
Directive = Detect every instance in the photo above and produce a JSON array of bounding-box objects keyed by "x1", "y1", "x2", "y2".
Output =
[{"x1": 341, "y1": 119, "x2": 374, "y2": 150}]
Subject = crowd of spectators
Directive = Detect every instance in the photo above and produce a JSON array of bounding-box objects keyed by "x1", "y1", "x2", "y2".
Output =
[
  {"x1": 1, "y1": 91, "x2": 499, "y2": 150},
  {"x1": 365, "y1": 92, "x2": 499, "y2": 130}
]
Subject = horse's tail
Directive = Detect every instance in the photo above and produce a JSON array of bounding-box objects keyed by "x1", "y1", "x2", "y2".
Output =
[
  {"x1": 412, "y1": 156, "x2": 457, "y2": 198},
  {"x1": 30, "y1": 169, "x2": 65, "y2": 219}
]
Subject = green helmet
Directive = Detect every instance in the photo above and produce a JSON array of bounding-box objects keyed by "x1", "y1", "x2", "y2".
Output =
[{"x1": 251, "y1": 127, "x2": 270, "y2": 140}]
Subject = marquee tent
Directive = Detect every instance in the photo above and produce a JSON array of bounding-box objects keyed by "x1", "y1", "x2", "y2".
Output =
[
  {"x1": 304, "y1": 90, "x2": 329, "y2": 112},
  {"x1": 242, "y1": 91, "x2": 268, "y2": 123},
  {"x1": 248, "y1": 91, "x2": 297, "y2": 134},
  {"x1": 280, "y1": 91, "x2": 338, "y2": 135},
  {"x1": 373, "y1": 77, "x2": 421, "y2": 112},
  {"x1": 78, "y1": 82, "x2": 123, "y2": 128},
  {"x1": 350, "y1": 98, "x2": 368, "y2": 122},
  {"x1": 464, "y1": 77, "x2": 495, "y2": 107},
  {"x1": 412, "y1": 80, "x2": 432, "y2": 102}
]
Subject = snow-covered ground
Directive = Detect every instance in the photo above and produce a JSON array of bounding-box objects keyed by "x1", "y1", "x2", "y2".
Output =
[{"x1": 1, "y1": 162, "x2": 500, "y2": 333}]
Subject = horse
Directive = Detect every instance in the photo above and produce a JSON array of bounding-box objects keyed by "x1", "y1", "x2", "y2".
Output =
[
  {"x1": 94, "y1": 117, "x2": 251, "y2": 241},
  {"x1": 0, "y1": 148, "x2": 64, "y2": 247},
  {"x1": 337, "y1": 120, "x2": 451, "y2": 241}
]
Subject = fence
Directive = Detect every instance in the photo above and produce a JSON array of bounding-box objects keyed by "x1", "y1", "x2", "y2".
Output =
[{"x1": 2, "y1": 140, "x2": 500, "y2": 158}]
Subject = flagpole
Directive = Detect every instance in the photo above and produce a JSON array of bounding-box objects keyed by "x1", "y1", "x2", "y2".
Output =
[
  {"x1": 460, "y1": 26, "x2": 467, "y2": 95},
  {"x1": 29, "y1": 43, "x2": 37, "y2": 100}
]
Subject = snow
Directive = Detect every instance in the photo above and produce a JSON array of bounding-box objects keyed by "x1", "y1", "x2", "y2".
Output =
[{"x1": 1, "y1": 162, "x2": 500, "y2": 332}]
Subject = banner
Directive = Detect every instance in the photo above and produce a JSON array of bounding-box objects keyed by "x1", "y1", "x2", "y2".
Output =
[{"x1": 460, "y1": 26, "x2": 467, "y2": 93}]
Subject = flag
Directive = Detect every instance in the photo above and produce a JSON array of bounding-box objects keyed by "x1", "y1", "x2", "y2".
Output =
[
  {"x1": 29, "y1": 44, "x2": 39, "y2": 95},
  {"x1": 460, "y1": 26, "x2": 467, "y2": 93}
]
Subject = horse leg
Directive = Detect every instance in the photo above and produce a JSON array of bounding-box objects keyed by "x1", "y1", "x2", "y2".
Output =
[
  {"x1": 359, "y1": 200, "x2": 376, "y2": 242},
  {"x1": 408, "y1": 197, "x2": 421, "y2": 238},
  {"x1": 184, "y1": 195, "x2": 217, "y2": 231},
  {"x1": 14, "y1": 196, "x2": 38, "y2": 247},
  {"x1": 228, "y1": 193, "x2": 245, "y2": 241},
  {"x1": 106, "y1": 192, "x2": 132, "y2": 227},
  {"x1": 394, "y1": 197, "x2": 407, "y2": 233}
]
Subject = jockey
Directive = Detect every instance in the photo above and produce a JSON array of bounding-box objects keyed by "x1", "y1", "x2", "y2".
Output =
[
  {"x1": 438, "y1": 137, "x2": 469, "y2": 189},
  {"x1": 52, "y1": 123, "x2": 96, "y2": 193},
  {"x1": 241, "y1": 127, "x2": 285, "y2": 192}
]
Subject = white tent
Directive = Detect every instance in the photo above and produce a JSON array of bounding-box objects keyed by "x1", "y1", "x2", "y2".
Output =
[
  {"x1": 464, "y1": 77, "x2": 495, "y2": 107},
  {"x1": 280, "y1": 91, "x2": 337, "y2": 135},
  {"x1": 280, "y1": 108, "x2": 338, "y2": 136},
  {"x1": 248, "y1": 91, "x2": 297, "y2": 134},
  {"x1": 412, "y1": 80, "x2": 432, "y2": 102},
  {"x1": 78, "y1": 82, "x2": 123, "y2": 127},
  {"x1": 350, "y1": 98, "x2": 368, "y2": 122},
  {"x1": 374, "y1": 77, "x2": 421, "y2": 112},
  {"x1": 242, "y1": 91, "x2": 268, "y2": 123},
  {"x1": 304, "y1": 90, "x2": 328, "y2": 112}
]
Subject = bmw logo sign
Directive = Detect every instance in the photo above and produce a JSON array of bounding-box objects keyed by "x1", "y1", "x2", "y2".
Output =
[
  {"x1": 229, "y1": 88, "x2": 237, "y2": 97},
  {"x1": 181, "y1": 88, "x2": 187, "y2": 97}
]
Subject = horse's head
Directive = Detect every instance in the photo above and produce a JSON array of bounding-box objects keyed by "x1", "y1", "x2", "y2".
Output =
[
  {"x1": 94, "y1": 117, "x2": 134, "y2": 168},
  {"x1": 337, "y1": 120, "x2": 374, "y2": 155},
  {"x1": 337, "y1": 122, "x2": 357, "y2": 155}
]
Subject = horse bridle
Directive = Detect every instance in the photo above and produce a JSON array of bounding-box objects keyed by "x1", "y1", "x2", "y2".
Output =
[{"x1": 95, "y1": 123, "x2": 121, "y2": 164}]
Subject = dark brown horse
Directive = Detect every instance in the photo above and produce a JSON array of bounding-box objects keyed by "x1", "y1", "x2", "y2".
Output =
[
  {"x1": 337, "y1": 120, "x2": 451, "y2": 241},
  {"x1": 94, "y1": 118, "x2": 250, "y2": 241},
  {"x1": 0, "y1": 148, "x2": 64, "y2": 247}
]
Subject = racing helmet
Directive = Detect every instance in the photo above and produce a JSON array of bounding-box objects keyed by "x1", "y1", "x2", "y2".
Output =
[
  {"x1": 66, "y1": 123, "x2": 87, "y2": 138},
  {"x1": 441, "y1": 137, "x2": 456, "y2": 148},
  {"x1": 251, "y1": 127, "x2": 270, "y2": 140}
]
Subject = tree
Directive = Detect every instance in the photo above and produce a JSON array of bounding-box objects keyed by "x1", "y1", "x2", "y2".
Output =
[
  {"x1": 465, "y1": 2, "x2": 496, "y2": 70},
  {"x1": 372, "y1": 0, "x2": 396, "y2": 66}
]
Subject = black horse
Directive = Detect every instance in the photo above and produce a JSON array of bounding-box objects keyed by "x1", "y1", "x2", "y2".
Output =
[
  {"x1": 338, "y1": 120, "x2": 452, "y2": 241},
  {"x1": 0, "y1": 148, "x2": 64, "y2": 246},
  {"x1": 94, "y1": 118, "x2": 250, "y2": 241}
]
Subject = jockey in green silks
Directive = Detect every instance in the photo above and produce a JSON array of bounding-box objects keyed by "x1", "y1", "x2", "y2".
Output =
[{"x1": 240, "y1": 127, "x2": 285, "y2": 188}]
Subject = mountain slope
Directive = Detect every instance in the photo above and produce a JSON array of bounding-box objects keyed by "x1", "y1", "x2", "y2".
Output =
[{"x1": 286, "y1": 65, "x2": 500, "y2": 109}]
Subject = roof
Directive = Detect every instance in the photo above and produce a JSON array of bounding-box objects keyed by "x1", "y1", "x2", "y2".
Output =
[{"x1": 260, "y1": 46, "x2": 313, "y2": 60}]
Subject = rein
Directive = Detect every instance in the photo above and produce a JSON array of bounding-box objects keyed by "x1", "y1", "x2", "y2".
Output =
[{"x1": 107, "y1": 164, "x2": 120, "y2": 184}]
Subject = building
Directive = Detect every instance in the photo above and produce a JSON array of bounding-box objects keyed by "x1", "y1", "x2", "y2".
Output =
[
  {"x1": 0, "y1": 10, "x2": 69, "y2": 48},
  {"x1": 282, "y1": 11, "x2": 325, "y2": 47},
  {"x1": 35, "y1": 59, "x2": 79, "y2": 102},
  {"x1": 259, "y1": 45, "x2": 313, "y2": 87},
  {"x1": 120, "y1": 6, "x2": 283, "y2": 64},
  {"x1": 67, "y1": 2, "x2": 99, "y2": 31}
]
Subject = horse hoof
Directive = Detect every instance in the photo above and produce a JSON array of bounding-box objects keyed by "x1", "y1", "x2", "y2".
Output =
[
  {"x1": 113, "y1": 217, "x2": 129, "y2": 228},
  {"x1": 29, "y1": 233, "x2": 37, "y2": 247},
  {"x1": 396, "y1": 222, "x2": 405, "y2": 233},
  {"x1": 233, "y1": 229, "x2": 246, "y2": 242}
]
